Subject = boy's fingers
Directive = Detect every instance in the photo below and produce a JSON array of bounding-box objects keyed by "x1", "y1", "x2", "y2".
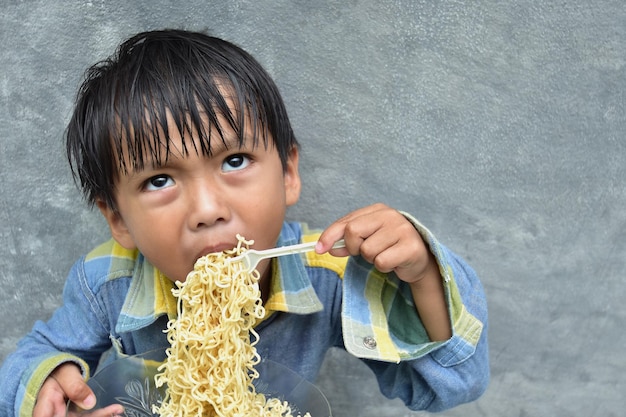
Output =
[
  {"x1": 318, "y1": 203, "x2": 392, "y2": 254},
  {"x1": 68, "y1": 404, "x2": 125, "y2": 417},
  {"x1": 34, "y1": 376, "x2": 73, "y2": 417},
  {"x1": 318, "y1": 205, "x2": 376, "y2": 251},
  {"x1": 38, "y1": 364, "x2": 125, "y2": 417},
  {"x1": 51, "y1": 364, "x2": 96, "y2": 410}
]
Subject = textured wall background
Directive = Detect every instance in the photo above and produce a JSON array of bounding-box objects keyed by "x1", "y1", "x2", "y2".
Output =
[{"x1": 1, "y1": 1, "x2": 625, "y2": 416}]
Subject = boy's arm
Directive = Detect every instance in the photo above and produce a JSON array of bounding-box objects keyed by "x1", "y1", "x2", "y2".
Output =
[
  {"x1": 0, "y1": 258, "x2": 112, "y2": 416},
  {"x1": 318, "y1": 204, "x2": 457, "y2": 341},
  {"x1": 318, "y1": 204, "x2": 489, "y2": 411},
  {"x1": 0, "y1": 346, "x2": 89, "y2": 417},
  {"x1": 407, "y1": 249, "x2": 451, "y2": 341}
]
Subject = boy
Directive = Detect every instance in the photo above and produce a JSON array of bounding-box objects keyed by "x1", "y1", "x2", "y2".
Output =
[{"x1": 0, "y1": 29, "x2": 489, "y2": 417}]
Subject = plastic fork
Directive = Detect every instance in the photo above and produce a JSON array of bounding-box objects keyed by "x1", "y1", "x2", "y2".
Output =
[{"x1": 228, "y1": 239, "x2": 346, "y2": 272}]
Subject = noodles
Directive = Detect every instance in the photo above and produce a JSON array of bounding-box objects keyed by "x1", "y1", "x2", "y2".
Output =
[{"x1": 154, "y1": 235, "x2": 311, "y2": 417}]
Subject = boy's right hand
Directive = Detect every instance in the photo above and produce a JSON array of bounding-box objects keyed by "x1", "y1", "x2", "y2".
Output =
[{"x1": 33, "y1": 363, "x2": 124, "y2": 417}]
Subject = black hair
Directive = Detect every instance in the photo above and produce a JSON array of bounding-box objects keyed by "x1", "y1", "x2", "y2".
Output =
[{"x1": 66, "y1": 29, "x2": 298, "y2": 210}]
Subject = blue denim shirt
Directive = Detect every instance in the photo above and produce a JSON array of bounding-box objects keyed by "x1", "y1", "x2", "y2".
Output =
[{"x1": 0, "y1": 218, "x2": 489, "y2": 416}]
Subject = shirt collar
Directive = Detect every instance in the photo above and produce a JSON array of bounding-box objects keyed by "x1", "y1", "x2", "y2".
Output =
[
  {"x1": 115, "y1": 252, "x2": 177, "y2": 333},
  {"x1": 263, "y1": 229, "x2": 324, "y2": 314},
  {"x1": 116, "y1": 222, "x2": 323, "y2": 333}
]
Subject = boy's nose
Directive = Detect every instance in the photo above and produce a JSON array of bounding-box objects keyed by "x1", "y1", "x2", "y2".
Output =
[{"x1": 186, "y1": 179, "x2": 230, "y2": 230}]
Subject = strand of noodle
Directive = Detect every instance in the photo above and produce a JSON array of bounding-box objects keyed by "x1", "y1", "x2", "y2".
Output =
[{"x1": 153, "y1": 235, "x2": 310, "y2": 417}]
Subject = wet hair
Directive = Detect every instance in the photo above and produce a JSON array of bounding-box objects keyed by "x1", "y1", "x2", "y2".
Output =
[{"x1": 66, "y1": 29, "x2": 298, "y2": 210}]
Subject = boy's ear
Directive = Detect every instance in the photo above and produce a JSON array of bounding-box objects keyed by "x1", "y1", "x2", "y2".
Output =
[
  {"x1": 96, "y1": 200, "x2": 137, "y2": 250},
  {"x1": 284, "y1": 146, "x2": 301, "y2": 206}
]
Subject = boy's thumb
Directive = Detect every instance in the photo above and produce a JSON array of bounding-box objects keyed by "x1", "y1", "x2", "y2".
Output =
[{"x1": 78, "y1": 392, "x2": 97, "y2": 409}]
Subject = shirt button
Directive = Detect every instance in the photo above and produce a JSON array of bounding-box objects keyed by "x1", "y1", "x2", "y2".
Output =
[{"x1": 363, "y1": 336, "x2": 377, "y2": 349}]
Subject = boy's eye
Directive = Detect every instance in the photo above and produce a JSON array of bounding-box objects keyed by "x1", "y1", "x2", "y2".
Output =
[
  {"x1": 222, "y1": 154, "x2": 251, "y2": 172},
  {"x1": 144, "y1": 175, "x2": 175, "y2": 191}
]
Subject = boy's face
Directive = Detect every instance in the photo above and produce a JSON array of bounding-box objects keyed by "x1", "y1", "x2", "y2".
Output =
[{"x1": 97, "y1": 112, "x2": 301, "y2": 283}]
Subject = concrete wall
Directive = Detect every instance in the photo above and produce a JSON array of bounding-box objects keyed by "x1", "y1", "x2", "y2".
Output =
[{"x1": 1, "y1": 1, "x2": 624, "y2": 415}]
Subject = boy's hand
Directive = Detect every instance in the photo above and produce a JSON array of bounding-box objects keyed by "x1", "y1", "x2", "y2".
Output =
[
  {"x1": 317, "y1": 203, "x2": 432, "y2": 284},
  {"x1": 34, "y1": 363, "x2": 124, "y2": 417},
  {"x1": 318, "y1": 203, "x2": 451, "y2": 341}
]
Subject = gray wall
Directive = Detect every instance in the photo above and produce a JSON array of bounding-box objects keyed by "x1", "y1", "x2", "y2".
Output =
[{"x1": 1, "y1": 1, "x2": 624, "y2": 416}]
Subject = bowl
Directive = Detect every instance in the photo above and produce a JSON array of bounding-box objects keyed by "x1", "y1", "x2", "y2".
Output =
[{"x1": 66, "y1": 349, "x2": 331, "y2": 417}]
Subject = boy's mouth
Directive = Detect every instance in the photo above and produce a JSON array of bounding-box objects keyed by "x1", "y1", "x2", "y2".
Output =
[{"x1": 195, "y1": 242, "x2": 238, "y2": 261}]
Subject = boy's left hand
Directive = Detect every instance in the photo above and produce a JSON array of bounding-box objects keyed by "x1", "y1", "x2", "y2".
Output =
[
  {"x1": 317, "y1": 203, "x2": 436, "y2": 285},
  {"x1": 317, "y1": 203, "x2": 451, "y2": 340}
]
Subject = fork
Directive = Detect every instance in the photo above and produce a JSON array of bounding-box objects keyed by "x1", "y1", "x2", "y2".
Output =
[{"x1": 228, "y1": 239, "x2": 346, "y2": 272}]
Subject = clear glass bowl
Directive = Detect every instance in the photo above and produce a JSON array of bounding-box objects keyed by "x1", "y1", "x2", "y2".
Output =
[{"x1": 66, "y1": 349, "x2": 331, "y2": 416}]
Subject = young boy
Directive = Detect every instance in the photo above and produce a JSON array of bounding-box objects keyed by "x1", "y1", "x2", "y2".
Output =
[{"x1": 0, "y1": 29, "x2": 488, "y2": 417}]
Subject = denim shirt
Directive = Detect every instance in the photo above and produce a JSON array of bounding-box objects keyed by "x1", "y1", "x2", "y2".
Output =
[{"x1": 0, "y1": 217, "x2": 489, "y2": 416}]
